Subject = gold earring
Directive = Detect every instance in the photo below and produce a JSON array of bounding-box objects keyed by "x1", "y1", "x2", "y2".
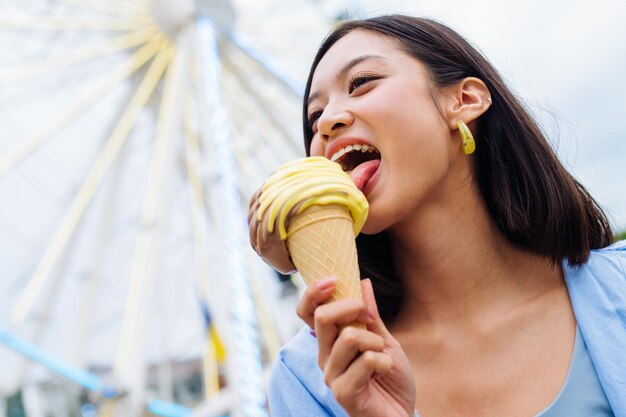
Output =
[{"x1": 457, "y1": 120, "x2": 475, "y2": 155}]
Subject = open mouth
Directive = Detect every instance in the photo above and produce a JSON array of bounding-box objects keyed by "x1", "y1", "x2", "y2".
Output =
[{"x1": 330, "y1": 144, "x2": 381, "y2": 172}]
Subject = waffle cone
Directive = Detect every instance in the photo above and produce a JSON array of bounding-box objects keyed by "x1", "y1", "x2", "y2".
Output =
[{"x1": 286, "y1": 205, "x2": 362, "y2": 302}]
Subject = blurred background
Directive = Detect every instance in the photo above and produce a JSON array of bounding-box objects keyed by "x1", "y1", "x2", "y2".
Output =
[{"x1": 0, "y1": 0, "x2": 624, "y2": 416}]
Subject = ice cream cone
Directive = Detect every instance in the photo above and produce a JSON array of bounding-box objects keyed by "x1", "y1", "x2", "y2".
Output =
[
  {"x1": 286, "y1": 204, "x2": 362, "y2": 302},
  {"x1": 254, "y1": 157, "x2": 369, "y2": 329}
]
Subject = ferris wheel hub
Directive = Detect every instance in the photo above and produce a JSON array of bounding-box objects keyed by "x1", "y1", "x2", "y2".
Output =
[{"x1": 150, "y1": 0, "x2": 236, "y2": 38}]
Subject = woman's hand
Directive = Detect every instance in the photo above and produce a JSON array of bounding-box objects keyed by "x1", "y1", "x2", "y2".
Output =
[
  {"x1": 297, "y1": 277, "x2": 416, "y2": 417},
  {"x1": 248, "y1": 186, "x2": 297, "y2": 274}
]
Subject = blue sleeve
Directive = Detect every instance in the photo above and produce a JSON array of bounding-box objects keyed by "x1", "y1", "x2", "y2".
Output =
[
  {"x1": 565, "y1": 241, "x2": 626, "y2": 417},
  {"x1": 267, "y1": 327, "x2": 349, "y2": 417},
  {"x1": 268, "y1": 351, "x2": 333, "y2": 417}
]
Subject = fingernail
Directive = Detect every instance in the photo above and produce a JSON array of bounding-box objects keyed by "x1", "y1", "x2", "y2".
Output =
[
  {"x1": 316, "y1": 276, "x2": 336, "y2": 291},
  {"x1": 309, "y1": 328, "x2": 317, "y2": 338}
]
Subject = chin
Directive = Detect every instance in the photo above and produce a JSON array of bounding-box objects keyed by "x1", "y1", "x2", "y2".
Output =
[{"x1": 359, "y1": 218, "x2": 389, "y2": 235}]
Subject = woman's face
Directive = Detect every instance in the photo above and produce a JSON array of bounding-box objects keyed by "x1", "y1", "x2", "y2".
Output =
[{"x1": 307, "y1": 30, "x2": 465, "y2": 235}]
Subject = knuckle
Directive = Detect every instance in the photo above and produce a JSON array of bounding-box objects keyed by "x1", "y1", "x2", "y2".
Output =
[
  {"x1": 295, "y1": 303, "x2": 306, "y2": 319},
  {"x1": 349, "y1": 298, "x2": 368, "y2": 316},
  {"x1": 313, "y1": 308, "x2": 330, "y2": 327},
  {"x1": 361, "y1": 350, "x2": 378, "y2": 367},
  {"x1": 296, "y1": 304, "x2": 311, "y2": 318},
  {"x1": 372, "y1": 334, "x2": 386, "y2": 350},
  {"x1": 339, "y1": 327, "x2": 360, "y2": 347}
]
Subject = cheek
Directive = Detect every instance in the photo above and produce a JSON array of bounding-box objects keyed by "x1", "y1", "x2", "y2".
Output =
[{"x1": 309, "y1": 135, "x2": 325, "y2": 157}]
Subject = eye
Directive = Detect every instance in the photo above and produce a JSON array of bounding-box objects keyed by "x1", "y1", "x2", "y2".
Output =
[
  {"x1": 308, "y1": 109, "x2": 323, "y2": 131},
  {"x1": 348, "y1": 73, "x2": 379, "y2": 94}
]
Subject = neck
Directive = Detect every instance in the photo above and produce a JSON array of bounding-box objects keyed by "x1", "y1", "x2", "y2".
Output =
[{"x1": 387, "y1": 180, "x2": 561, "y2": 332}]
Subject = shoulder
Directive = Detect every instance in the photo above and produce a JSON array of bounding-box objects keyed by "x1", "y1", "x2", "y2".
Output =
[
  {"x1": 592, "y1": 238, "x2": 626, "y2": 261},
  {"x1": 564, "y1": 240, "x2": 626, "y2": 283},
  {"x1": 563, "y1": 241, "x2": 626, "y2": 417},
  {"x1": 562, "y1": 239, "x2": 626, "y2": 348},
  {"x1": 268, "y1": 327, "x2": 348, "y2": 417}
]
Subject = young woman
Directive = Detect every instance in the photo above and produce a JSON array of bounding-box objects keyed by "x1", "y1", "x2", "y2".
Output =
[{"x1": 249, "y1": 15, "x2": 625, "y2": 417}]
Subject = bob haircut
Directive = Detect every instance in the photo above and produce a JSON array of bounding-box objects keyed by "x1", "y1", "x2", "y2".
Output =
[{"x1": 302, "y1": 15, "x2": 613, "y2": 322}]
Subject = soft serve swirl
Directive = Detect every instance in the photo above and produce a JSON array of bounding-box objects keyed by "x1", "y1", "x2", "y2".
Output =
[{"x1": 257, "y1": 157, "x2": 369, "y2": 240}]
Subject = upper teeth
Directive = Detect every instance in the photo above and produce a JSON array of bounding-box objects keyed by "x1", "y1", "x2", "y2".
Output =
[{"x1": 330, "y1": 144, "x2": 378, "y2": 163}]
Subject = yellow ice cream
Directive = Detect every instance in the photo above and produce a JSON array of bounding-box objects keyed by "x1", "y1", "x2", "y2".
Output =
[{"x1": 257, "y1": 157, "x2": 369, "y2": 240}]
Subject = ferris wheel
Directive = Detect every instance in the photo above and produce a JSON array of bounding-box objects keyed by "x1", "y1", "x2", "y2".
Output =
[{"x1": 0, "y1": 0, "x2": 346, "y2": 416}]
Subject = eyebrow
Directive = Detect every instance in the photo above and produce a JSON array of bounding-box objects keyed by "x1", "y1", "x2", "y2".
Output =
[{"x1": 307, "y1": 54, "x2": 387, "y2": 107}]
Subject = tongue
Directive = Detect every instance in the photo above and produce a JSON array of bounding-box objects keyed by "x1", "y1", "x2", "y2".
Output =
[{"x1": 349, "y1": 159, "x2": 380, "y2": 192}]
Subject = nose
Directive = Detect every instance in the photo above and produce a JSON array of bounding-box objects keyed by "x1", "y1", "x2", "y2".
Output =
[{"x1": 318, "y1": 107, "x2": 354, "y2": 142}]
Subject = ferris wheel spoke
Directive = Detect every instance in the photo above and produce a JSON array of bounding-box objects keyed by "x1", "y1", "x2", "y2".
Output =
[
  {"x1": 0, "y1": 28, "x2": 160, "y2": 86},
  {"x1": 98, "y1": 0, "x2": 152, "y2": 20},
  {"x1": 245, "y1": 250, "x2": 283, "y2": 361},
  {"x1": 223, "y1": 96, "x2": 283, "y2": 194},
  {"x1": 222, "y1": 57, "x2": 302, "y2": 160},
  {"x1": 196, "y1": 16, "x2": 268, "y2": 417},
  {"x1": 225, "y1": 32, "x2": 305, "y2": 98},
  {"x1": 0, "y1": 39, "x2": 166, "y2": 177},
  {"x1": 228, "y1": 107, "x2": 287, "y2": 185},
  {"x1": 186, "y1": 42, "x2": 268, "y2": 207},
  {"x1": 52, "y1": 0, "x2": 149, "y2": 20},
  {"x1": 208, "y1": 63, "x2": 272, "y2": 185},
  {"x1": 229, "y1": 122, "x2": 271, "y2": 195},
  {"x1": 220, "y1": 67, "x2": 299, "y2": 177},
  {"x1": 110, "y1": 0, "x2": 152, "y2": 20},
  {"x1": 182, "y1": 91, "x2": 222, "y2": 399},
  {"x1": 0, "y1": 16, "x2": 152, "y2": 31},
  {"x1": 112, "y1": 40, "x2": 184, "y2": 417},
  {"x1": 10, "y1": 42, "x2": 174, "y2": 327}
]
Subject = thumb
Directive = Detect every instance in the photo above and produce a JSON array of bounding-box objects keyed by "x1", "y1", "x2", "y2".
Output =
[{"x1": 361, "y1": 278, "x2": 393, "y2": 339}]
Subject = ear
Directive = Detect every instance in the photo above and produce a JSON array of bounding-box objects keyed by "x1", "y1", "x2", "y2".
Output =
[{"x1": 442, "y1": 77, "x2": 492, "y2": 130}]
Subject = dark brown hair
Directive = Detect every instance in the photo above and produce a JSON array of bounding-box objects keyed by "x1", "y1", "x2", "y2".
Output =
[{"x1": 302, "y1": 15, "x2": 613, "y2": 322}]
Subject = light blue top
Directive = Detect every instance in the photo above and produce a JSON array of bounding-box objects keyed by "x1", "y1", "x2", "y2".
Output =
[
  {"x1": 537, "y1": 325, "x2": 613, "y2": 416},
  {"x1": 267, "y1": 241, "x2": 626, "y2": 417}
]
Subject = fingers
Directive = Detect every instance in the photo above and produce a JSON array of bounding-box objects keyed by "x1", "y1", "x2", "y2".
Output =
[
  {"x1": 299, "y1": 277, "x2": 405, "y2": 413},
  {"x1": 330, "y1": 350, "x2": 393, "y2": 405},
  {"x1": 300, "y1": 278, "x2": 411, "y2": 415},
  {"x1": 323, "y1": 326, "x2": 385, "y2": 385},
  {"x1": 249, "y1": 213, "x2": 260, "y2": 252},
  {"x1": 315, "y1": 297, "x2": 373, "y2": 367},
  {"x1": 361, "y1": 278, "x2": 395, "y2": 341},
  {"x1": 248, "y1": 187, "x2": 262, "y2": 252},
  {"x1": 248, "y1": 186, "x2": 297, "y2": 274},
  {"x1": 255, "y1": 223, "x2": 296, "y2": 274},
  {"x1": 296, "y1": 276, "x2": 337, "y2": 328},
  {"x1": 247, "y1": 187, "x2": 262, "y2": 224}
]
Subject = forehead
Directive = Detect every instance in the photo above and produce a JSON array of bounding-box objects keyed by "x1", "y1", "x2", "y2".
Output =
[{"x1": 311, "y1": 30, "x2": 407, "y2": 88}]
